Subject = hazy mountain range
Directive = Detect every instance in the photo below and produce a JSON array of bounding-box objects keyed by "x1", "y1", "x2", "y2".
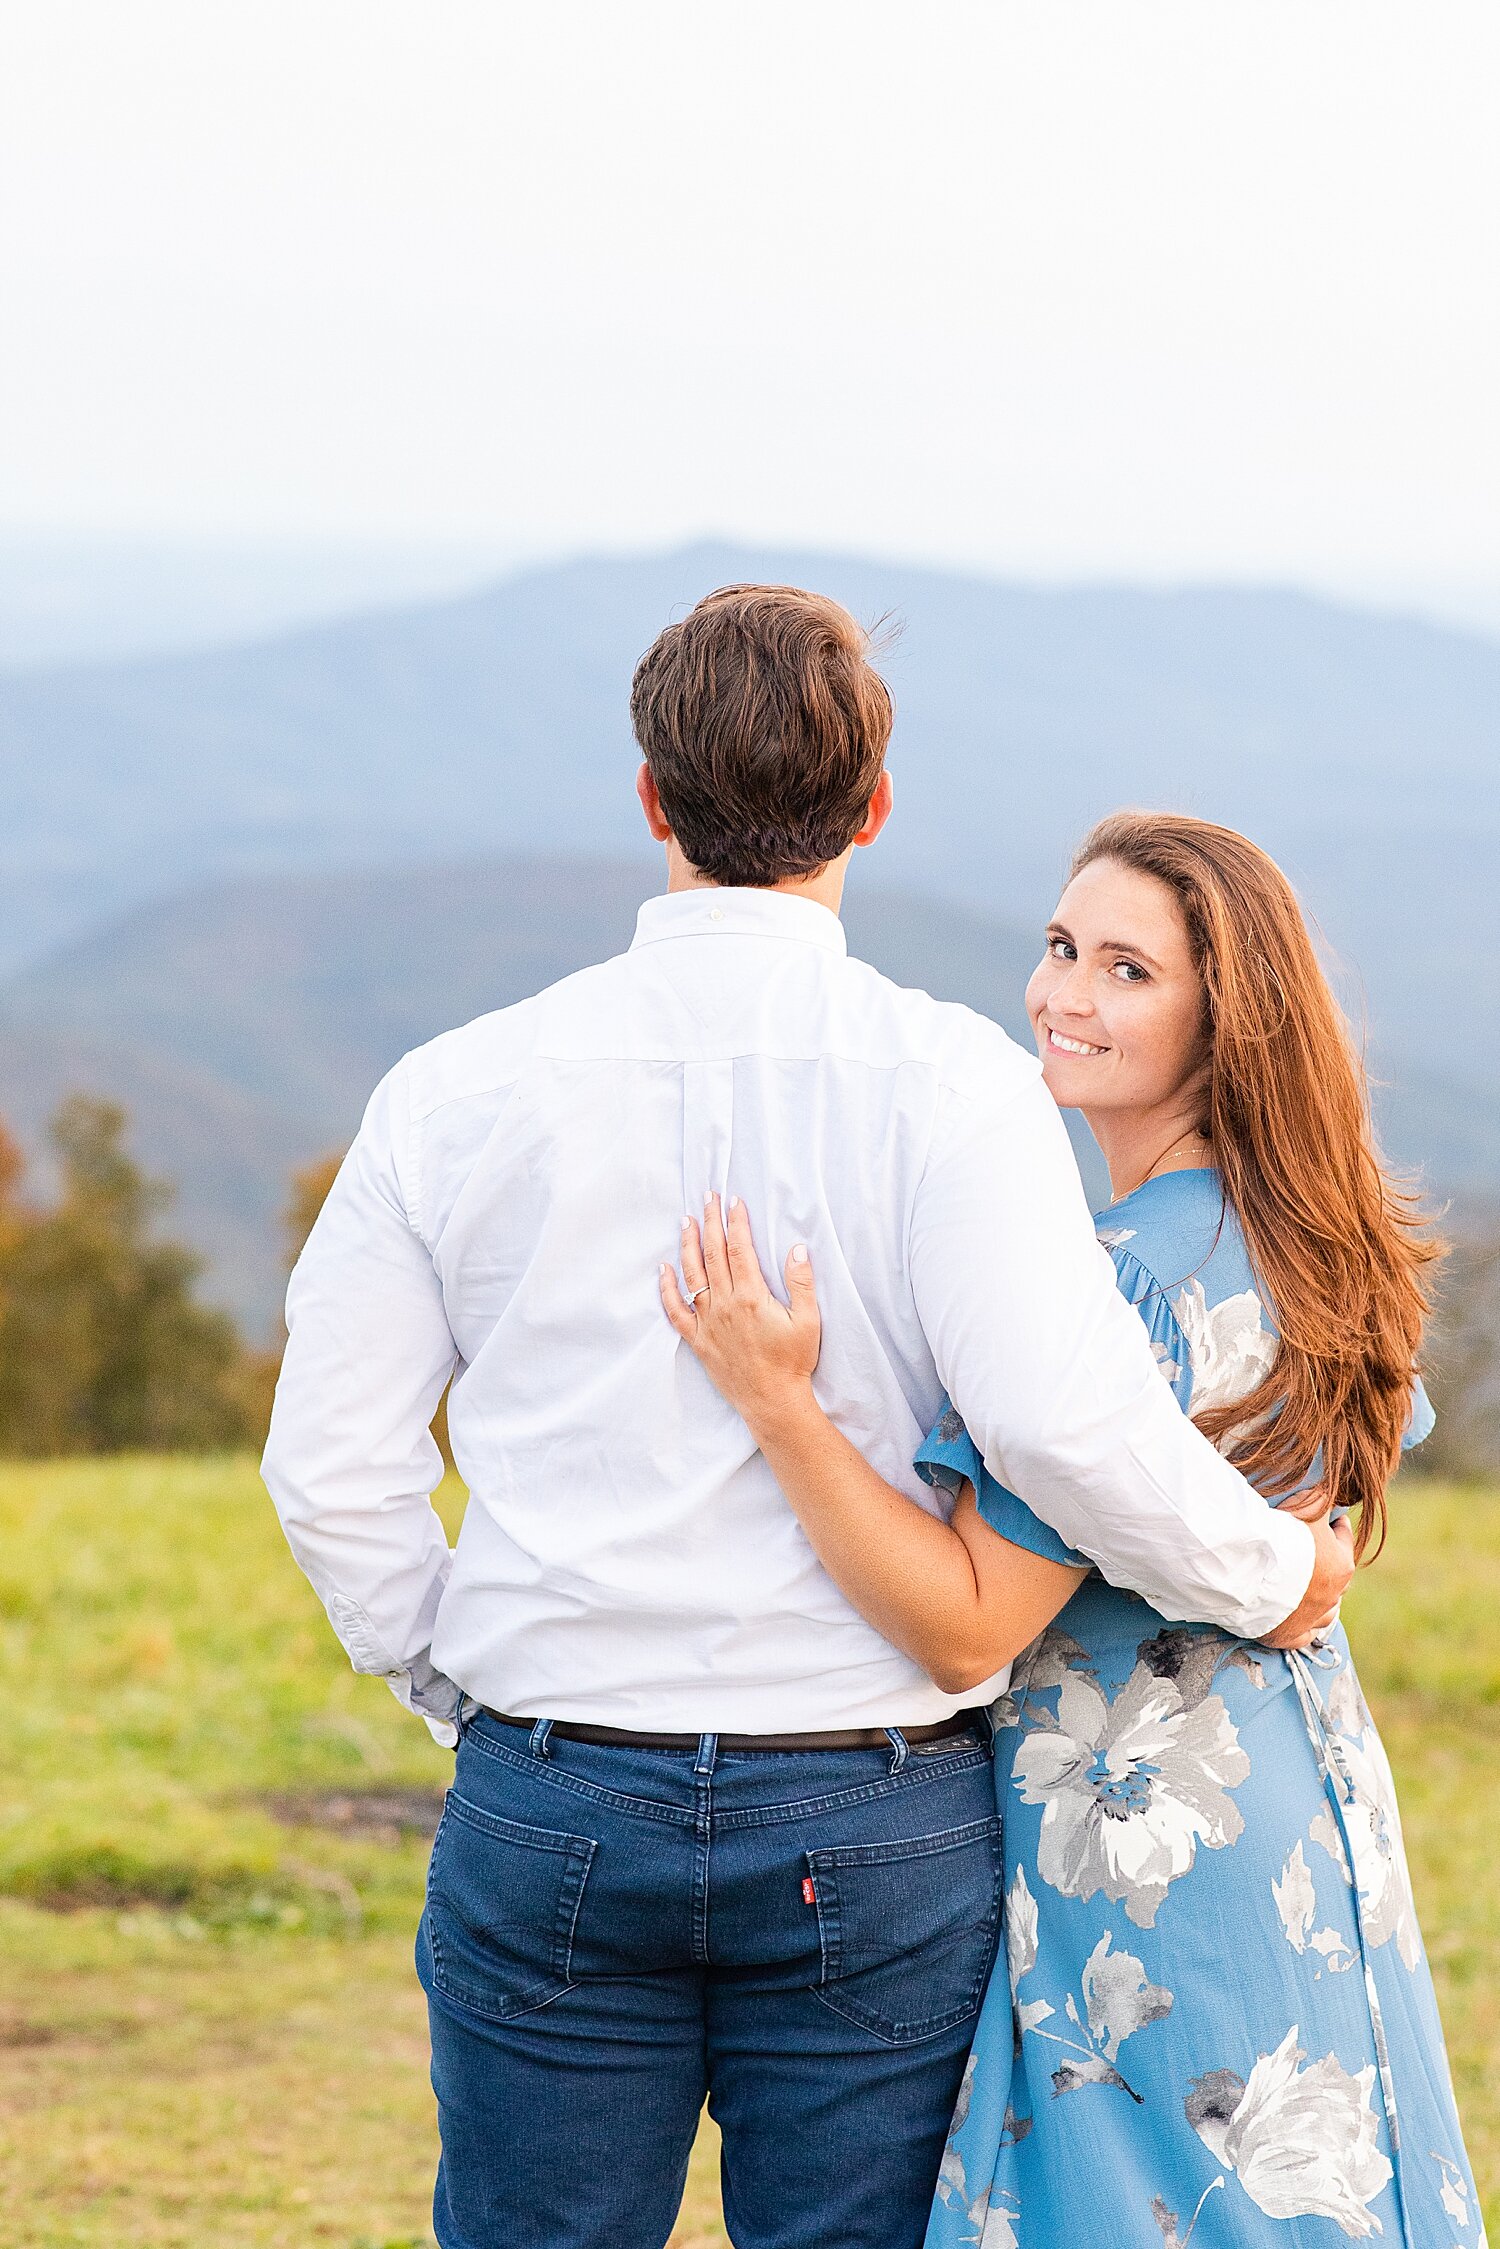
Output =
[
  {"x1": 0, "y1": 860, "x2": 1052, "y2": 1327},
  {"x1": 0, "y1": 538, "x2": 514, "y2": 672},
  {"x1": 0, "y1": 542, "x2": 1494, "y2": 1328}
]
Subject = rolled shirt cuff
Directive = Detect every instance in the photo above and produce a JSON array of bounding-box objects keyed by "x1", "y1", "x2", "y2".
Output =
[{"x1": 1223, "y1": 1509, "x2": 1316, "y2": 1640}]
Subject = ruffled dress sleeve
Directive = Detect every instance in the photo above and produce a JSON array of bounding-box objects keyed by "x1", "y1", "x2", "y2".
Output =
[
  {"x1": 1109, "y1": 1246, "x2": 1196, "y2": 1416},
  {"x1": 1402, "y1": 1377, "x2": 1436, "y2": 1452},
  {"x1": 913, "y1": 1243, "x2": 1195, "y2": 1568},
  {"x1": 914, "y1": 1399, "x2": 1088, "y2": 1565}
]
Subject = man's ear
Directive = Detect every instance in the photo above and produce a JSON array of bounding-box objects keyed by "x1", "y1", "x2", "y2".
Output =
[
  {"x1": 852, "y1": 770, "x2": 894, "y2": 850},
  {"x1": 636, "y1": 763, "x2": 673, "y2": 843}
]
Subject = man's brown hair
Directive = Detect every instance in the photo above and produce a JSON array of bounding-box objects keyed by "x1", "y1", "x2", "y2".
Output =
[{"x1": 630, "y1": 585, "x2": 893, "y2": 886}]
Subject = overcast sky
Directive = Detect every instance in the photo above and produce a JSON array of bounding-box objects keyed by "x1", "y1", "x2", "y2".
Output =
[{"x1": 5, "y1": 3, "x2": 1500, "y2": 624}]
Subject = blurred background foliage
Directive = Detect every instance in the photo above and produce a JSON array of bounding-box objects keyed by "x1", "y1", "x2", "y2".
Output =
[
  {"x1": 0, "y1": 1099, "x2": 270, "y2": 1456},
  {"x1": 1423, "y1": 1228, "x2": 1500, "y2": 1482},
  {"x1": 0, "y1": 1093, "x2": 1496, "y2": 1485}
]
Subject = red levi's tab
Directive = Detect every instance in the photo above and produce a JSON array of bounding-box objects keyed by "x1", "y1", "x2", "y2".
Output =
[{"x1": 801, "y1": 1877, "x2": 817, "y2": 1906}]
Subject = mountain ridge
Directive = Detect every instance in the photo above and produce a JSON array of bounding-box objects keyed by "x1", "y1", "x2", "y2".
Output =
[
  {"x1": 1, "y1": 542, "x2": 1495, "y2": 1098},
  {"x1": 1, "y1": 543, "x2": 1493, "y2": 1324},
  {"x1": 0, "y1": 852, "x2": 1485, "y2": 1334}
]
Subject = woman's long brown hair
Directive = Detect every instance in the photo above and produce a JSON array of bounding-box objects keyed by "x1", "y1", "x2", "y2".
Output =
[{"x1": 1073, "y1": 811, "x2": 1442, "y2": 1559}]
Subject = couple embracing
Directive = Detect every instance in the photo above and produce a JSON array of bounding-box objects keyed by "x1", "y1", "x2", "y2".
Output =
[{"x1": 263, "y1": 586, "x2": 1481, "y2": 2248}]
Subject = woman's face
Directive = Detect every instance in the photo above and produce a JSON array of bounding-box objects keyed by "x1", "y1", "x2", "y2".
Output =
[{"x1": 1024, "y1": 857, "x2": 1209, "y2": 1120}]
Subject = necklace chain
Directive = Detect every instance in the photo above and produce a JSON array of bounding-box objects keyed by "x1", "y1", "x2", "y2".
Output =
[
  {"x1": 1141, "y1": 1128, "x2": 1211, "y2": 1187},
  {"x1": 1107, "y1": 1128, "x2": 1211, "y2": 1206}
]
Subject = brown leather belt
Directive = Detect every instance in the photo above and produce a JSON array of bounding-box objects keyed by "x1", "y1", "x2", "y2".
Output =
[{"x1": 480, "y1": 1708, "x2": 983, "y2": 1753}]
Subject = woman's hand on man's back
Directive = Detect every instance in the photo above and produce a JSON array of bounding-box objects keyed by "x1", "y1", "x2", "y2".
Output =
[{"x1": 660, "y1": 1194, "x2": 822, "y2": 1441}]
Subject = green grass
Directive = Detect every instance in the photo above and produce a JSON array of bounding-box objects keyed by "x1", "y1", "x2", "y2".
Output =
[
  {"x1": 0, "y1": 1458, "x2": 1493, "y2": 2244},
  {"x1": 0, "y1": 1458, "x2": 726, "y2": 2248}
]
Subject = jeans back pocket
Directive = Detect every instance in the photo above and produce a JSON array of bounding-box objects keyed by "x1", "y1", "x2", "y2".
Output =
[
  {"x1": 424, "y1": 1791, "x2": 597, "y2": 2024},
  {"x1": 807, "y1": 1814, "x2": 1001, "y2": 2046}
]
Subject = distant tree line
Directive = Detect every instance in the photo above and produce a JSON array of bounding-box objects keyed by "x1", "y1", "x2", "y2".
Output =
[
  {"x1": 0, "y1": 1095, "x2": 1497, "y2": 1480},
  {"x1": 1417, "y1": 1226, "x2": 1500, "y2": 1481},
  {"x1": 0, "y1": 1098, "x2": 268, "y2": 1454}
]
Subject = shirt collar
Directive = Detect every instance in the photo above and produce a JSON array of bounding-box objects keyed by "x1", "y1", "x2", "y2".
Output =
[{"x1": 631, "y1": 888, "x2": 849, "y2": 956}]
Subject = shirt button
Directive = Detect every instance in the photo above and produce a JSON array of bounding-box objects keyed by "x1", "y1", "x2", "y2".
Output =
[{"x1": 710, "y1": 908, "x2": 724, "y2": 922}]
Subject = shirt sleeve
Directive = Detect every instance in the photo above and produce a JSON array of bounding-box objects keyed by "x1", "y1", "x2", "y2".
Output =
[
  {"x1": 907, "y1": 1067, "x2": 1316, "y2": 1638},
  {"x1": 912, "y1": 1245, "x2": 1198, "y2": 1572},
  {"x1": 915, "y1": 1398, "x2": 1088, "y2": 1567},
  {"x1": 261, "y1": 1060, "x2": 463, "y2": 1741}
]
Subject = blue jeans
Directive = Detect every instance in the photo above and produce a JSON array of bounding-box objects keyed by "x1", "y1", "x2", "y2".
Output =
[{"x1": 416, "y1": 1710, "x2": 1000, "y2": 2249}]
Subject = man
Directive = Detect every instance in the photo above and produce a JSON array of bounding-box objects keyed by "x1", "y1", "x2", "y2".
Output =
[{"x1": 263, "y1": 585, "x2": 1349, "y2": 2249}]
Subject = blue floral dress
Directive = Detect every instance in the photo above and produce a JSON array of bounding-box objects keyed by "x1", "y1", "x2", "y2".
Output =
[{"x1": 919, "y1": 1167, "x2": 1483, "y2": 2249}]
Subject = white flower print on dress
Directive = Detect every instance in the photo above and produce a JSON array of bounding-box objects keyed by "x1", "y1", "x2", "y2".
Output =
[
  {"x1": 1325, "y1": 1664, "x2": 1369, "y2": 1741},
  {"x1": 1005, "y1": 1867, "x2": 1055, "y2": 2036},
  {"x1": 1150, "y1": 2180, "x2": 1225, "y2": 2247},
  {"x1": 1171, "y1": 1279, "x2": 1278, "y2": 1418},
  {"x1": 1309, "y1": 1802, "x2": 1352, "y2": 1879},
  {"x1": 1430, "y1": 2148, "x2": 1475, "y2": 2233},
  {"x1": 1081, "y1": 1931, "x2": 1173, "y2": 2060},
  {"x1": 1343, "y1": 1731, "x2": 1423, "y2": 1971},
  {"x1": 1009, "y1": 1899, "x2": 1173, "y2": 2103},
  {"x1": 1006, "y1": 1864, "x2": 1039, "y2": 1989},
  {"x1": 933, "y1": 2057, "x2": 1024, "y2": 2249},
  {"x1": 1273, "y1": 1839, "x2": 1356, "y2": 1973},
  {"x1": 1135, "y1": 1622, "x2": 1266, "y2": 1711},
  {"x1": 976, "y1": 2200, "x2": 1020, "y2": 2248},
  {"x1": 1013, "y1": 1662, "x2": 1249, "y2": 1928},
  {"x1": 1301, "y1": 1655, "x2": 1422, "y2": 1971},
  {"x1": 936, "y1": 2055, "x2": 977, "y2": 2211},
  {"x1": 1014, "y1": 1626, "x2": 1097, "y2": 1701},
  {"x1": 1185, "y1": 2026, "x2": 1393, "y2": 2237},
  {"x1": 1150, "y1": 1337, "x2": 1183, "y2": 1384}
]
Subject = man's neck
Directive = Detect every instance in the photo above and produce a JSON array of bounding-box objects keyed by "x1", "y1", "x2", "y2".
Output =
[{"x1": 663, "y1": 840, "x2": 851, "y2": 918}]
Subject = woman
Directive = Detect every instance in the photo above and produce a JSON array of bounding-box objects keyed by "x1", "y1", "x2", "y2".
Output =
[{"x1": 660, "y1": 812, "x2": 1482, "y2": 2247}]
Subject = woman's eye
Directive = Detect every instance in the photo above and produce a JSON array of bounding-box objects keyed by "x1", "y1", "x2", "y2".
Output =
[
  {"x1": 1112, "y1": 960, "x2": 1148, "y2": 984},
  {"x1": 1048, "y1": 938, "x2": 1076, "y2": 961}
]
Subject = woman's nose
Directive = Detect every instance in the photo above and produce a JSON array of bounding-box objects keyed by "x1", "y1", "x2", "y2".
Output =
[{"x1": 1050, "y1": 965, "x2": 1094, "y2": 1017}]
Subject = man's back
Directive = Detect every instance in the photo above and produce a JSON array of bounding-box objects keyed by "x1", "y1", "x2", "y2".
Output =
[
  {"x1": 264, "y1": 584, "x2": 1333, "y2": 2249},
  {"x1": 267, "y1": 886, "x2": 1030, "y2": 1729}
]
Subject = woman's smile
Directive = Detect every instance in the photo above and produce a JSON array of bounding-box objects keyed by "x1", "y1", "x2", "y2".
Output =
[
  {"x1": 1024, "y1": 858, "x2": 1215, "y2": 1197},
  {"x1": 1045, "y1": 1026, "x2": 1110, "y2": 1057}
]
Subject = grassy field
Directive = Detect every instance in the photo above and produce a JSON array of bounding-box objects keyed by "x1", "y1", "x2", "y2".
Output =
[{"x1": 0, "y1": 1458, "x2": 1494, "y2": 2246}]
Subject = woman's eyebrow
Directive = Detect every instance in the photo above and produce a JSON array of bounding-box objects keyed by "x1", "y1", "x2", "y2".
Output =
[
  {"x1": 1100, "y1": 936, "x2": 1164, "y2": 971},
  {"x1": 1048, "y1": 919, "x2": 1165, "y2": 972}
]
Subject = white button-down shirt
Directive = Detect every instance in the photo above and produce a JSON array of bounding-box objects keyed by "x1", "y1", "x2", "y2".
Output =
[{"x1": 263, "y1": 887, "x2": 1314, "y2": 1737}]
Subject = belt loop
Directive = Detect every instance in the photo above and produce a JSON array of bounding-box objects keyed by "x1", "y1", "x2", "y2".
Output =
[
  {"x1": 695, "y1": 1732, "x2": 718, "y2": 1776},
  {"x1": 972, "y1": 1703, "x2": 997, "y2": 1749},
  {"x1": 529, "y1": 1718, "x2": 554, "y2": 1761},
  {"x1": 884, "y1": 1727, "x2": 908, "y2": 1775},
  {"x1": 452, "y1": 1693, "x2": 472, "y2": 1741}
]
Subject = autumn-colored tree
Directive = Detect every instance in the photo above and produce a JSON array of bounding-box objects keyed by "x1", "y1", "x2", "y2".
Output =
[
  {"x1": 0, "y1": 1098, "x2": 261, "y2": 1455},
  {"x1": 285, "y1": 1150, "x2": 345, "y2": 1271},
  {"x1": 225, "y1": 1145, "x2": 349, "y2": 1444}
]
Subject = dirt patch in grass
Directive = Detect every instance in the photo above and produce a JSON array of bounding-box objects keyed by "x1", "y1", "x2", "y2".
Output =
[
  {"x1": 8, "y1": 1843, "x2": 249, "y2": 1914},
  {"x1": 4, "y1": 1842, "x2": 362, "y2": 1937},
  {"x1": 261, "y1": 1787, "x2": 446, "y2": 1844},
  {"x1": 0, "y1": 2016, "x2": 58, "y2": 2049}
]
